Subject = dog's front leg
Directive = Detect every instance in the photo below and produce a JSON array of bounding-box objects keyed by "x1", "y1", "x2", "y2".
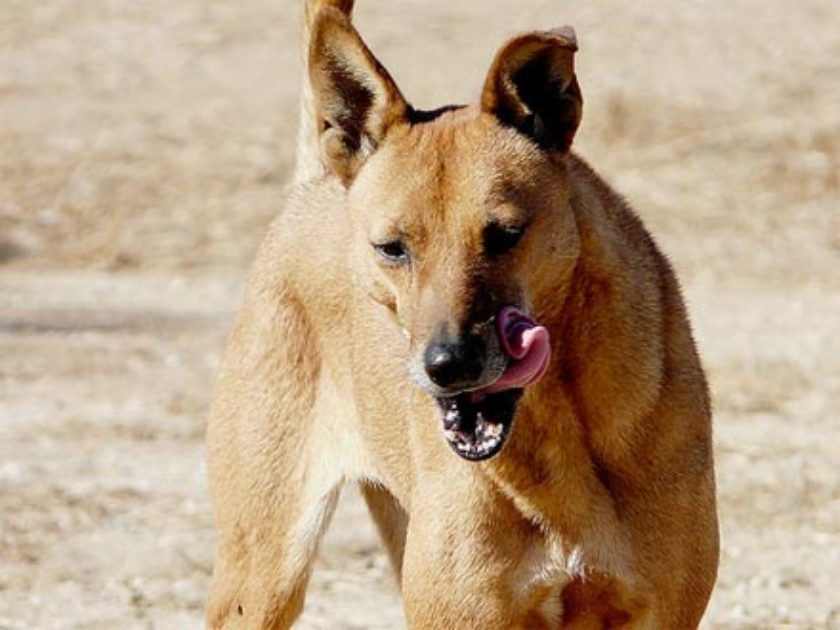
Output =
[
  {"x1": 205, "y1": 289, "x2": 346, "y2": 629},
  {"x1": 401, "y1": 474, "x2": 558, "y2": 630},
  {"x1": 206, "y1": 441, "x2": 342, "y2": 630}
]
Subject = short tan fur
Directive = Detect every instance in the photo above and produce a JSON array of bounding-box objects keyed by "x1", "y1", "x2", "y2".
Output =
[{"x1": 206, "y1": 2, "x2": 719, "y2": 627}]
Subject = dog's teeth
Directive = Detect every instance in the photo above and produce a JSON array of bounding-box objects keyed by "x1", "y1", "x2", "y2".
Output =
[
  {"x1": 439, "y1": 392, "x2": 515, "y2": 460},
  {"x1": 443, "y1": 408, "x2": 460, "y2": 431},
  {"x1": 484, "y1": 423, "x2": 502, "y2": 439}
]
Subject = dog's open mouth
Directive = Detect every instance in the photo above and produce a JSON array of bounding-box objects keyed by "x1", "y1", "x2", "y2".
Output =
[
  {"x1": 433, "y1": 306, "x2": 551, "y2": 461},
  {"x1": 437, "y1": 390, "x2": 522, "y2": 461}
]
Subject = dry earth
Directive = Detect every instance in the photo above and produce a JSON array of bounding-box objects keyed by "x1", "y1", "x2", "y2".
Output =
[{"x1": 1, "y1": 0, "x2": 838, "y2": 628}]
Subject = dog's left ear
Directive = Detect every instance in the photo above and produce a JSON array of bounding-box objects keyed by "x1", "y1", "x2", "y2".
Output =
[
  {"x1": 481, "y1": 26, "x2": 582, "y2": 152},
  {"x1": 309, "y1": 7, "x2": 409, "y2": 185}
]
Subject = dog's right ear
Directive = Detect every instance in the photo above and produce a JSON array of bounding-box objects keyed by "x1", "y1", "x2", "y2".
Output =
[{"x1": 309, "y1": 8, "x2": 408, "y2": 185}]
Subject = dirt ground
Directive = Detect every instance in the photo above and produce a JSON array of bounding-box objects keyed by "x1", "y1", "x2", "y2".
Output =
[{"x1": 1, "y1": 0, "x2": 838, "y2": 628}]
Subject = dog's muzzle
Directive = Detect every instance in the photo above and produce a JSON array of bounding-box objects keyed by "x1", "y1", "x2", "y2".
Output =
[{"x1": 430, "y1": 306, "x2": 551, "y2": 461}]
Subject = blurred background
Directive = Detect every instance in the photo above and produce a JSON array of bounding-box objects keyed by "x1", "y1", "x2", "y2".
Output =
[{"x1": 1, "y1": 0, "x2": 838, "y2": 627}]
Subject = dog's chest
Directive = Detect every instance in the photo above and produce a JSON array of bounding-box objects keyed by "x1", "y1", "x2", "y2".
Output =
[{"x1": 509, "y1": 538, "x2": 585, "y2": 623}]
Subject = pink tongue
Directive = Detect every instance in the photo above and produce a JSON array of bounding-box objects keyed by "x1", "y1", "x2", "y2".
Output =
[{"x1": 479, "y1": 306, "x2": 550, "y2": 395}]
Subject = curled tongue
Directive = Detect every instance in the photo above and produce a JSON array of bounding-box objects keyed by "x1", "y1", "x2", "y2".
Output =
[{"x1": 478, "y1": 306, "x2": 550, "y2": 396}]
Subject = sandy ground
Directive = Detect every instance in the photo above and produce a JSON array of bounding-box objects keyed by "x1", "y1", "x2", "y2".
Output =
[{"x1": 1, "y1": 0, "x2": 839, "y2": 628}]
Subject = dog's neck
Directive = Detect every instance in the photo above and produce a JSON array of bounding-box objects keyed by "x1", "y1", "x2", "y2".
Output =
[{"x1": 535, "y1": 154, "x2": 672, "y2": 473}]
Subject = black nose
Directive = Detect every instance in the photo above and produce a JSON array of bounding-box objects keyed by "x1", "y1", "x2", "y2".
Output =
[{"x1": 424, "y1": 335, "x2": 485, "y2": 389}]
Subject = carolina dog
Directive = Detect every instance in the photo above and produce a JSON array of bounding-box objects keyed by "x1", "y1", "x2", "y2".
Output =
[{"x1": 206, "y1": 1, "x2": 719, "y2": 626}]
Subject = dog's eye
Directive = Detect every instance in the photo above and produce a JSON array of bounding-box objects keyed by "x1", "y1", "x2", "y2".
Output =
[
  {"x1": 373, "y1": 240, "x2": 410, "y2": 265},
  {"x1": 484, "y1": 224, "x2": 526, "y2": 257}
]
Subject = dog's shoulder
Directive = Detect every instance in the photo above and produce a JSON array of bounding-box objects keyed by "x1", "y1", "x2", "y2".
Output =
[
  {"x1": 229, "y1": 178, "x2": 353, "y2": 342},
  {"x1": 250, "y1": 178, "x2": 349, "y2": 283}
]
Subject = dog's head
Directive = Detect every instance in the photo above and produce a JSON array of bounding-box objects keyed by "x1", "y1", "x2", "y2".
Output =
[{"x1": 310, "y1": 9, "x2": 583, "y2": 460}]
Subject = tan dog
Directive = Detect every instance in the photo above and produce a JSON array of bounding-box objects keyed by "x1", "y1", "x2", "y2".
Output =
[{"x1": 206, "y1": 1, "x2": 719, "y2": 627}]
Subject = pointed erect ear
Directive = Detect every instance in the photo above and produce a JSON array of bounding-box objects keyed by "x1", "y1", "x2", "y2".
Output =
[
  {"x1": 309, "y1": 8, "x2": 408, "y2": 185},
  {"x1": 481, "y1": 26, "x2": 583, "y2": 153}
]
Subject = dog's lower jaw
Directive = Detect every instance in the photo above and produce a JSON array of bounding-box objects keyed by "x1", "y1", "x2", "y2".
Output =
[{"x1": 436, "y1": 389, "x2": 522, "y2": 461}]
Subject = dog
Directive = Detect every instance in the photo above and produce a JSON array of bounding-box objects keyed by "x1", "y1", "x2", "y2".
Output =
[{"x1": 206, "y1": 1, "x2": 719, "y2": 627}]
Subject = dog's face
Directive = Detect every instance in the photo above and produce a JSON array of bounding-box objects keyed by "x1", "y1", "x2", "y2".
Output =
[
  {"x1": 352, "y1": 117, "x2": 579, "y2": 392},
  {"x1": 310, "y1": 9, "x2": 583, "y2": 459}
]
